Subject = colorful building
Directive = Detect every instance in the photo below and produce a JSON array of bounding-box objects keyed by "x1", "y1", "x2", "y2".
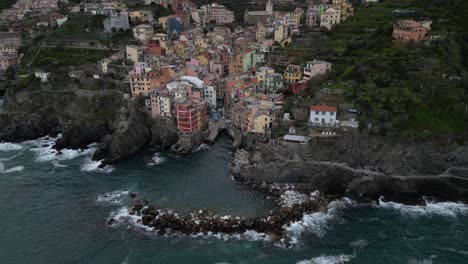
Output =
[
  {"x1": 303, "y1": 60, "x2": 331, "y2": 80},
  {"x1": 393, "y1": 20, "x2": 431, "y2": 42},
  {"x1": 284, "y1": 64, "x2": 303, "y2": 84}
]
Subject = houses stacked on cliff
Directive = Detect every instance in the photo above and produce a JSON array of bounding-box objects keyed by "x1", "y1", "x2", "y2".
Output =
[{"x1": 305, "y1": 0, "x2": 354, "y2": 30}]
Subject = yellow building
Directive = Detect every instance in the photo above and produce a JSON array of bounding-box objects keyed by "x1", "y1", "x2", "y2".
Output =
[
  {"x1": 256, "y1": 24, "x2": 268, "y2": 41},
  {"x1": 129, "y1": 10, "x2": 153, "y2": 23},
  {"x1": 196, "y1": 54, "x2": 209, "y2": 66},
  {"x1": 284, "y1": 64, "x2": 302, "y2": 83},
  {"x1": 158, "y1": 16, "x2": 168, "y2": 30},
  {"x1": 340, "y1": 1, "x2": 354, "y2": 22},
  {"x1": 256, "y1": 67, "x2": 275, "y2": 83},
  {"x1": 254, "y1": 111, "x2": 274, "y2": 134},
  {"x1": 174, "y1": 42, "x2": 186, "y2": 56},
  {"x1": 194, "y1": 36, "x2": 209, "y2": 51},
  {"x1": 274, "y1": 23, "x2": 288, "y2": 43}
]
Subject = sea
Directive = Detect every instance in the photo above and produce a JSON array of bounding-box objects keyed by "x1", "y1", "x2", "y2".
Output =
[{"x1": 0, "y1": 135, "x2": 467, "y2": 264}]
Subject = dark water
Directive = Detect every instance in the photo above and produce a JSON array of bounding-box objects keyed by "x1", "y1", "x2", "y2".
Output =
[{"x1": 0, "y1": 136, "x2": 467, "y2": 264}]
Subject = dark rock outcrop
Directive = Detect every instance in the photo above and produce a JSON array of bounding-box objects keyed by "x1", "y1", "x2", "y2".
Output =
[
  {"x1": 0, "y1": 82, "x2": 178, "y2": 164},
  {"x1": 92, "y1": 99, "x2": 179, "y2": 164},
  {"x1": 231, "y1": 133, "x2": 468, "y2": 202}
]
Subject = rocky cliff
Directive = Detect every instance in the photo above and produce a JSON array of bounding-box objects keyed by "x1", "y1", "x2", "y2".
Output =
[
  {"x1": 92, "y1": 99, "x2": 179, "y2": 164},
  {"x1": 231, "y1": 132, "x2": 468, "y2": 202},
  {"x1": 0, "y1": 81, "x2": 178, "y2": 163}
]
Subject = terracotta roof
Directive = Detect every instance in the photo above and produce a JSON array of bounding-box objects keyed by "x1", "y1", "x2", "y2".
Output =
[{"x1": 310, "y1": 105, "x2": 337, "y2": 112}]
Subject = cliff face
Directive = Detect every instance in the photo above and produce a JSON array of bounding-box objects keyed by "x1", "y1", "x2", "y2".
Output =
[
  {"x1": 92, "y1": 100, "x2": 179, "y2": 164},
  {"x1": 0, "y1": 83, "x2": 179, "y2": 164},
  {"x1": 232, "y1": 132, "x2": 468, "y2": 202},
  {"x1": 0, "y1": 85, "x2": 123, "y2": 145}
]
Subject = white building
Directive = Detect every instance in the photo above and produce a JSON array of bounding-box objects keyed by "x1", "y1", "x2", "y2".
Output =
[
  {"x1": 34, "y1": 71, "x2": 51, "y2": 82},
  {"x1": 100, "y1": 58, "x2": 112, "y2": 73},
  {"x1": 303, "y1": 60, "x2": 332, "y2": 80},
  {"x1": 309, "y1": 105, "x2": 338, "y2": 125},
  {"x1": 320, "y1": 8, "x2": 341, "y2": 30},
  {"x1": 133, "y1": 24, "x2": 154, "y2": 42},
  {"x1": 203, "y1": 86, "x2": 217, "y2": 108}
]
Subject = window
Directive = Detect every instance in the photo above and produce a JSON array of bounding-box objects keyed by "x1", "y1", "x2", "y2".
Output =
[
  {"x1": 315, "y1": 118, "x2": 319, "y2": 121},
  {"x1": 321, "y1": 111, "x2": 325, "y2": 115}
]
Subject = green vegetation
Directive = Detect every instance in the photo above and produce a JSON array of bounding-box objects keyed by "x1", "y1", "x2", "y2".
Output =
[
  {"x1": 49, "y1": 14, "x2": 109, "y2": 41},
  {"x1": 129, "y1": 3, "x2": 174, "y2": 18},
  {"x1": 283, "y1": 0, "x2": 467, "y2": 137},
  {"x1": 0, "y1": 0, "x2": 15, "y2": 11},
  {"x1": 22, "y1": 47, "x2": 113, "y2": 67}
]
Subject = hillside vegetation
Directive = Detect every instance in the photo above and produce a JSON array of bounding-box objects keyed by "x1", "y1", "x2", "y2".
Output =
[{"x1": 284, "y1": 0, "x2": 467, "y2": 137}]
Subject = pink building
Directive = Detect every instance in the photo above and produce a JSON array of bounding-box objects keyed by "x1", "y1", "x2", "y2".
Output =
[
  {"x1": 151, "y1": 89, "x2": 172, "y2": 118},
  {"x1": 209, "y1": 60, "x2": 223, "y2": 77}
]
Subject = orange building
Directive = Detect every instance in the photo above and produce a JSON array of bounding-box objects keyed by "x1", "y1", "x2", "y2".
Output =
[{"x1": 393, "y1": 20, "x2": 431, "y2": 42}]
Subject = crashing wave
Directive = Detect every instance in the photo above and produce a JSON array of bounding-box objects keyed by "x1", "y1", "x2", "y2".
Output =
[
  {"x1": 0, "y1": 142, "x2": 23, "y2": 151},
  {"x1": 80, "y1": 158, "x2": 114, "y2": 173},
  {"x1": 97, "y1": 191, "x2": 130, "y2": 205},
  {"x1": 108, "y1": 207, "x2": 272, "y2": 242},
  {"x1": 284, "y1": 198, "x2": 355, "y2": 246},
  {"x1": 193, "y1": 143, "x2": 210, "y2": 152},
  {"x1": 0, "y1": 162, "x2": 24, "y2": 174},
  {"x1": 147, "y1": 152, "x2": 166, "y2": 166},
  {"x1": 376, "y1": 197, "x2": 468, "y2": 217},
  {"x1": 297, "y1": 254, "x2": 354, "y2": 264}
]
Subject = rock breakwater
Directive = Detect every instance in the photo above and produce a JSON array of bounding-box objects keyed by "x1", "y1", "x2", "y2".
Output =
[{"x1": 108, "y1": 190, "x2": 327, "y2": 247}]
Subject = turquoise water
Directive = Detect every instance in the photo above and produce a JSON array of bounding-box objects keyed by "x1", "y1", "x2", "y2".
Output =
[{"x1": 0, "y1": 136, "x2": 467, "y2": 264}]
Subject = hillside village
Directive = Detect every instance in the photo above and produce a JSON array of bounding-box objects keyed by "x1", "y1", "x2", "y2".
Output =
[{"x1": 0, "y1": 0, "x2": 465, "y2": 152}]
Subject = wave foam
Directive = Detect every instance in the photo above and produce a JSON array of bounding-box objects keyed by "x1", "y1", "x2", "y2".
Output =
[
  {"x1": 285, "y1": 198, "x2": 354, "y2": 246},
  {"x1": 297, "y1": 255, "x2": 354, "y2": 264},
  {"x1": 97, "y1": 191, "x2": 129, "y2": 205},
  {"x1": 0, "y1": 142, "x2": 23, "y2": 151},
  {"x1": 0, "y1": 162, "x2": 24, "y2": 174},
  {"x1": 81, "y1": 159, "x2": 114, "y2": 173},
  {"x1": 108, "y1": 207, "x2": 153, "y2": 232},
  {"x1": 407, "y1": 255, "x2": 437, "y2": 264},
  {"x1": 377, "y1": 198, "x2": 468, "y2": 217}
]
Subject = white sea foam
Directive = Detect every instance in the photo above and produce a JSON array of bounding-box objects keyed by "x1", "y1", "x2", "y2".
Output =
[
  {"x1": 108, "y1": 207, "x2": 153, "y2": 232},
  {"x1": 147, "y1": 152, "x2": 166, "y2": 166},
  {"x1": 349, "y1": 239, "x2": 368, "y2": 248},
  {"x1": 0, "y1": 162, "x2": 24, "y2": 174},
  {"x1": 0, "y1": 150, "x2": 25, "y2": 161},
  {"x1": 285, "y1": 198, "x2": 354, "y2": 246},
  {"x1": 97, "y1": 190, "x2": 129, "y2": 205},
  {"x1": 0, "y1": 142, "x2": 23, "y2": 151},
  {"x1": 52, "y1": 161, "x2": 67, "y2": 168},
  {"x1": 297, "y1": 254, "x2": 354, "y2": 264},
  {"x1": 376, "y1": 197, "x2": 468, "y2": 217},
  {"x1": 80, "y1": 158, "x2": 115, "y2": 173},
  {"x1": 193, "y1": 143, "x2": 210, "y2": 152},
  {"x1": 407, "y1": 255, "x2": 437, "y2": 264}
]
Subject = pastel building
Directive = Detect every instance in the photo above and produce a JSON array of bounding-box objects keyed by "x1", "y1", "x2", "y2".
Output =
[
  {"x1": 254, "y1": 110, "x2": 274, "y2": 134},
  {"x1": 264, "y1": 73, "x2": 284, "y2": 93},
  {"x1": 320, "y1": 8, "x2": 341, "y2": 30},
  {"x1": 309, "y1": 105, "x2": 338, "y2": 125},
  {"x1": 176, "y1": 102, "x2": 207, "y2": 134},
  {"x1": 284, "y1": 64, "x2": 303, "y2": 84},
  {"x1": 151, "y1": 89, "x2": 173, "y2": 118},
  {"x1": 133, "y1": 24, "x2": 154, "y2": 42},
  {"x1": 126, "y1": 45, "x2": 143, "y2": 63},
  {"x1": 203, "y1": 86, "x2": 217, "y2": 108},
  {"x1": 303, "y1": 60, "x2": 331, "y2": 80},
  {"x1": 392, "y1": 20, "x2": 431, "y2": 42}
]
